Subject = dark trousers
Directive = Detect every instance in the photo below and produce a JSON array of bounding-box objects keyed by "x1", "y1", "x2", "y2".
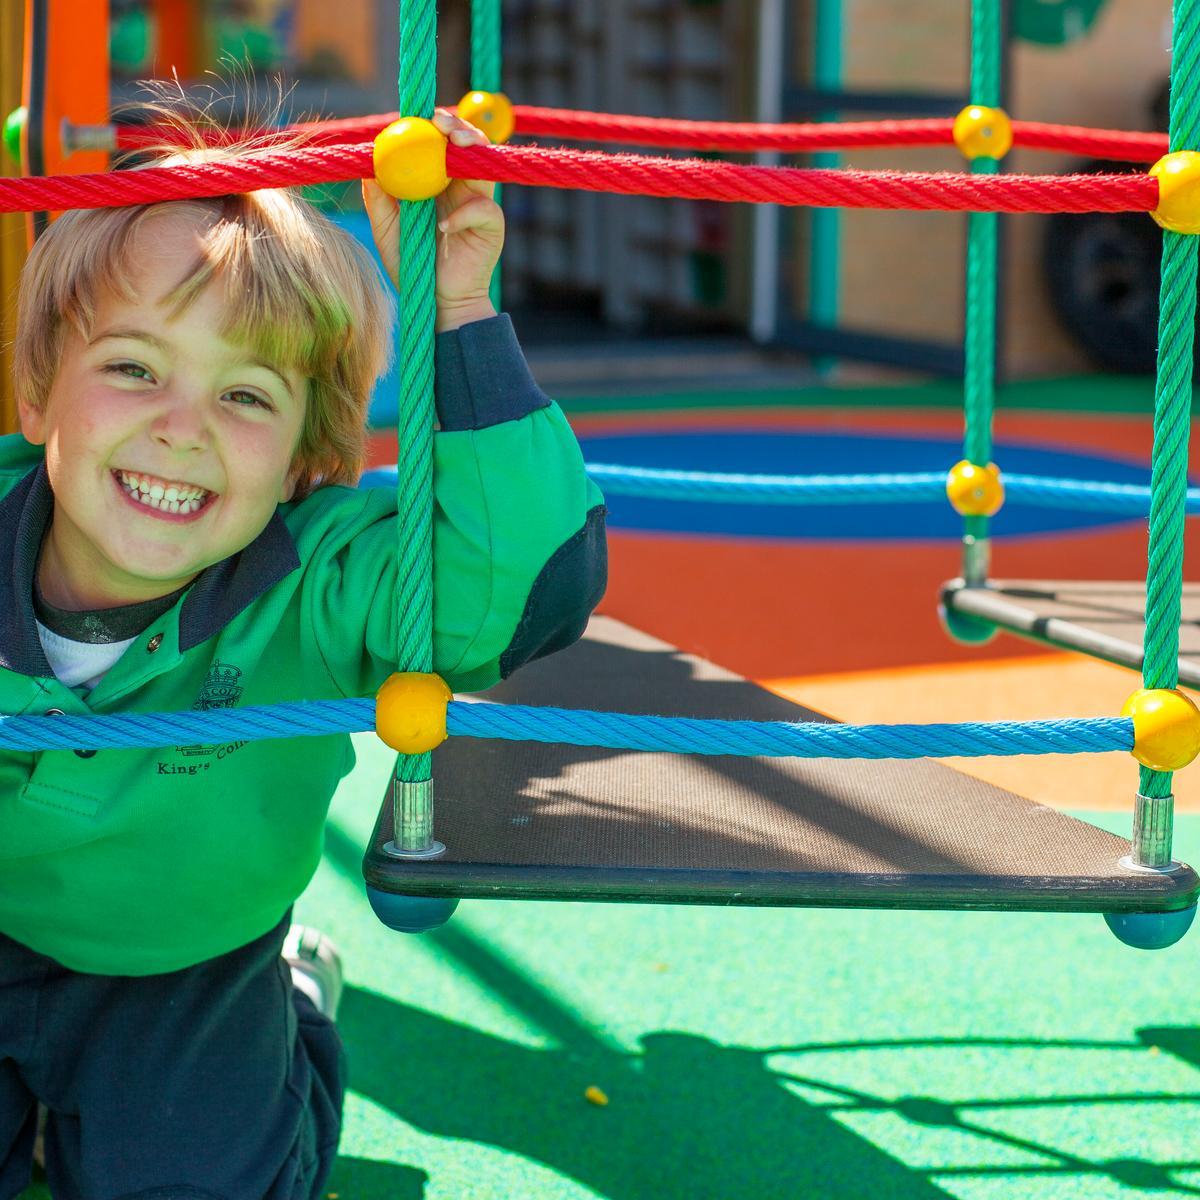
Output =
[{"x1": 0, "y1": 910, "x2": 345, "y2": 1200}]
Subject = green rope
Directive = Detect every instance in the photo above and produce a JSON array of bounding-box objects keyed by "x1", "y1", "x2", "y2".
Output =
[
  {"x1": 394, "y1": 0, "x2": 438, "y2": 785},
  {"x1": 470, "y1": 0, "x2": 501, "y2": 93},
  {"x1": 960, "y1": 0, "x2": 1003, "y2": 574},
  {"x1": 962, "y1": 176, "x2": 999, "y2": 468},
  {"x1": 470, "y1": 0, "x2": 503, "y2": 311},
  {"x1": 1140, "y1": 0, "x2": 1200, "y2": 800},
  {"x1": 970, "y1": 0, "x2": 1002, "y2": 109}
]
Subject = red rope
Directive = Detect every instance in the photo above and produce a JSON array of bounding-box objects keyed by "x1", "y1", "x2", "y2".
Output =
[
  {"x1": 512, "y1": 109, "x2": 957, "y2": 152},
  {"x1": 446, "y1": 143, "x2": 1157, "y2": 214},
  {"x1": 515, "y1": 110, "x2": 1171, "y2": 163},
  {"x1": 0, "y1": 144, "x2": 372, "y2": 212},
  {"x1": 0, "y1": 139, "x2": 1158, "y2": 216},
  {"x1": 111, "y1": 108, "x2": 1172, "y2": 163},
  {"x1": 1011, "y1": 120, "x2": 1166, "y2": 163}
]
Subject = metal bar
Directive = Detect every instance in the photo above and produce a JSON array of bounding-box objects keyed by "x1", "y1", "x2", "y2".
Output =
[{"x1": 749, "y1": 0, "x2": 784, "y2": 343}]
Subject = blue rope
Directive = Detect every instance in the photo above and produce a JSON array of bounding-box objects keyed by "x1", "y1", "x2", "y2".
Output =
[
  {"x1": 0, "y1": 701, "x2": 1132, "y2": 759},
  {"x1": 1, "y1": 699, "x2": 377, "y2": 750},
  {"x1": 450, "y1": 705, "x2": 1132, "y2": 759},
  {"x1": 361, "y1": 463, "x2": 1200, "y2": 515}
]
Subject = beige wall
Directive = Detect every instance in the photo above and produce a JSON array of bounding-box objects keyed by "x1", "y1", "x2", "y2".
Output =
[
  {"x1": 829, "y1": 0, "x2": 1170, "y2": 376},
  {"x1": 1007, "y1": 0, "x2": 1170, "y2": 374}
]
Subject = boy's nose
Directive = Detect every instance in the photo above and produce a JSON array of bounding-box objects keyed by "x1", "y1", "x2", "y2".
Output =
[{"x1": 150, "y1": 391, "x2": 210, "y2": 450}]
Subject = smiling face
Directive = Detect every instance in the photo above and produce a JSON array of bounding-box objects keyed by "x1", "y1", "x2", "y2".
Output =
[{"x1": 19, "y1": 208, "x2": 308, "y2": 609}]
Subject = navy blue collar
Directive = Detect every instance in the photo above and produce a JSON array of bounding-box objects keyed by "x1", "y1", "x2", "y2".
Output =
[{"x1": 0, "y1": 465, "x2": 300, "y2": 676}]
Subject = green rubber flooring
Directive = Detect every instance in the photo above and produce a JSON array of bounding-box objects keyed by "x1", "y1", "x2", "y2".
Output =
[{"x1": 27, "y1": 730, "x2": 1200, "y2": 1200}]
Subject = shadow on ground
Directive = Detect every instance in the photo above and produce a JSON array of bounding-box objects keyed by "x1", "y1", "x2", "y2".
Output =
[
  {"x1": 14, "y1": 1018, "x2": 1200, "y2": 1199},
  {"x1": 338, "y1": 983, "x2": 1200, "y2": 1200},
  {"x1": 326, "y1": 1155, "x2": 427, "y2": 1198}
]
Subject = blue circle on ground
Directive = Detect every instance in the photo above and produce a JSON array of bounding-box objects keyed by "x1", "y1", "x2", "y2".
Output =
[{"x1": 576, "y1": 429, "x2": 1162, "y2": 542}]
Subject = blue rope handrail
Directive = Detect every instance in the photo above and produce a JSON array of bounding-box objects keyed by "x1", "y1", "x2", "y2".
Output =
[
  {"x1": 361, "y1": 464, "x2": 1200, "y2": 514},
  {"x1": 0, "y1": 699, "x2": 1133, "y2": 759}
]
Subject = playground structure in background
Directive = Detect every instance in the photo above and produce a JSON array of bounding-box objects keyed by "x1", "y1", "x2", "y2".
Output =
[{"x1": 5, "y1": 0, "x2": 1200, "y2": 951}]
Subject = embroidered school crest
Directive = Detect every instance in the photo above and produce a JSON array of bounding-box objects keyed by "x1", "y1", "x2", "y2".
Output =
[
  {"x1": 168, "y1": 661, "x2": 249, "y2": 762},
  {"x1": 193, "y1": 660, "x2": 244, "y2": 711}
]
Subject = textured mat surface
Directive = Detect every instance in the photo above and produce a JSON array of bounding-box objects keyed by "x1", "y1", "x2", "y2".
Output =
[{"x1": 366, "y1": 618, "x2": 1196, "y2": 912}]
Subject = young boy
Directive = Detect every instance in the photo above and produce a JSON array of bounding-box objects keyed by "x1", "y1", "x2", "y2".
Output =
[{"x1": 0, "y1": 109, "x2": 606, "y2": 1199}]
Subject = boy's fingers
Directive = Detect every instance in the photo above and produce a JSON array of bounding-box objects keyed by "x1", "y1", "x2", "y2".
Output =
[
  {"x1": 435, "y1": 182, "x2": 491, "y2": 226},
  {"x1": 439, "y1": 175, "x2": 495, "y2": 210},
  {"x1": 448, "y1": 126, "x2": 488, "y2": 147},
  {"x1": 437, "y1": 193, "x2": 503, "y2": 236},
  {"x1": 433, "y1": 106, "x2": 489, "y2": 146},
  {"x1": 361, "y1": 178, "x2": 398, "y2": 224}
]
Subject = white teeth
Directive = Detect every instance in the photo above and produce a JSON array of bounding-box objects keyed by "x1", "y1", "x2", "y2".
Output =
[{"x1": 116, "y1": 471, "x2": 211, "y2": 515}]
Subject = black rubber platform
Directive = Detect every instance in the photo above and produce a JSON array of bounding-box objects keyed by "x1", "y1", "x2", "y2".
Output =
[
  {"x1": 364, "y1": 617, "x2": 1198, "y2": 913},
  {"x1": 941, "y1": 579, "x2": 1200, "y2": 688}
]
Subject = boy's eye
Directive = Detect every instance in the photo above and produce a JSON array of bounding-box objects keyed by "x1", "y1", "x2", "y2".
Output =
[
  {"x1": 223, "y1": 389, "x2": 275, "y2": 412},
  {"x1": 104, "y1": 361, "x2": 153, "y2": 382}
]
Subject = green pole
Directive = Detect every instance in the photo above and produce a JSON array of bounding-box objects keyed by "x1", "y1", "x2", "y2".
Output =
[
  {"x1": 389, "y1": 0, "x2": 440, "y2": 854},
  {"x1": 959, "y1": 0, "x2": 1003, "y2": 586},
  {"x1": 471, "y1": 0, "x2": 503, "y2": 312},
  {"x1": 1133, "y1": 0, "x2": 1200, "y2": 865},
  {"x1": 809, "y1": 0, "x2": 841, "y2": 365}
]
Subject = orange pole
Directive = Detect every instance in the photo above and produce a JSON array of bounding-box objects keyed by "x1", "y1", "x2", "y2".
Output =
[
  {"x1": 0, "y1": 1, "x2": 24, "y2": 432},
  {"x1": 12, "y1": 0, "x2": 109, "y2": 429},
  {"x1": 151, "y1": 0, "x2": 204, "y2": 79}
]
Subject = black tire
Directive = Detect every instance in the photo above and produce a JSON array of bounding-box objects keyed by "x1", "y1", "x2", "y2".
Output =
[{"x1": 1043, "y1": 158, "x2": 1169, "y2": 373}]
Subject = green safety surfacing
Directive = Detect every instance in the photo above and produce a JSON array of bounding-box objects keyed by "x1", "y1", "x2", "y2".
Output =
[
  {"x1": 305, "y1": 781, "x2": 1200, "y2": 1200},
  {"x1": 17, "y1": 732, "x2": 1200, "y2": 1200}
]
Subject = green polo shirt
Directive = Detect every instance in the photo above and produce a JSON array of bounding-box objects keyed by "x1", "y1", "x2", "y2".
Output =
[{"x1": 0, "y1": 316, "x2": 606, "y2": 974}]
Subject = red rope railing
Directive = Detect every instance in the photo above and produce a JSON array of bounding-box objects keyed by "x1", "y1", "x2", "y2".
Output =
[
  {"x1": 106, "y1": 108, "x2": 1170, "y2": 163},
  {"x1": 0, "y1": 139, "x2": 1159, "y2": 216},
  {"x1": 1012, "y1": 120, "x2": 1165, "y2": 163},
  {"x1": 448, "y1": 143, "x2": 1157, "y2": 212}
]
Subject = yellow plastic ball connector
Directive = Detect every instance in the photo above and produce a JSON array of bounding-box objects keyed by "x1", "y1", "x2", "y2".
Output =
[
  {"x1": 952, "y1": 105, "x2": 1013, "y2": 161},
  {"x1": 457, "y1": 90, "x2": 516, "y2": 144},
  {"x1": 945, "y1": 460, "x2": 1005, "y2": 517},
  {"x1": 1122, "y1": 688, "x2": 1200, "y2": 772},
  {"x1": 1150, "y1": 151, "x2": 1200, "y2": 234},
  {"x1": 373, "y1": 118, "x2": 450, "y2": 201},
  {"x1": 375, "y1": 672, "x2": 452, "y2": 754}
]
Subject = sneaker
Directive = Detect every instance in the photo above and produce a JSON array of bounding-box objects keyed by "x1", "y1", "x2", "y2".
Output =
[{"x1": 282, "y1": 925, "x2": 344, "y2": 1021}]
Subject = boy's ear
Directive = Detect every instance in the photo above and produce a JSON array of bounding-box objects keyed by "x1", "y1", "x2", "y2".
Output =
[
  {"x1": 278, "y1": 468, "x2": 298, "y2": 504},
  {"x1": 17, "y1": 398, "x2": 47, "y2": 446}
]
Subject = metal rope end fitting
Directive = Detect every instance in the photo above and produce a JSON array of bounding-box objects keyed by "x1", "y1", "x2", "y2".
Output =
[{"x1": 384, "y1": 777, "x2": 447, "y2": 859}]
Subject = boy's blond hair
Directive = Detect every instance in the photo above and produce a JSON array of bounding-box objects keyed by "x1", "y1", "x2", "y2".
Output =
[{"x1": 13, "y1": 109, "x2": 394, "y2": 501}]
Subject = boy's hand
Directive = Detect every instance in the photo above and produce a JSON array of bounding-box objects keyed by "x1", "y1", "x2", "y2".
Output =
[{"x1": 362, "y1": 108, "x2": 504, "y2": 333}]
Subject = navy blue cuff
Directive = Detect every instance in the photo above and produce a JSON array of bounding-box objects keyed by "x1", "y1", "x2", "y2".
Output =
[{"x1": 434, "y1": 314, "x2": 552, "y2": 431}]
